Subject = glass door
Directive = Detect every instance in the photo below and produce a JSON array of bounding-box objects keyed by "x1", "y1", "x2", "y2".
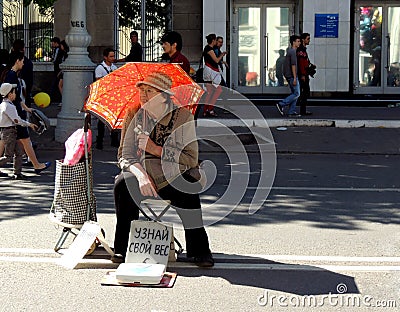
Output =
[
  {"x1": 387, "y1": 6, "x2": 400, "y2": 90},
  {"x1": 354, "y1": 3, "x2": 400, "y2": 94},
  {"x1": 232, "y1": 3, "x2": 294, "y2": 94}
]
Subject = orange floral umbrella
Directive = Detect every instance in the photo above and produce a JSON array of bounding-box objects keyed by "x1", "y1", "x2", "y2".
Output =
[{"x1": 84, "y1": 62, "x2": 204, "y2": 129}]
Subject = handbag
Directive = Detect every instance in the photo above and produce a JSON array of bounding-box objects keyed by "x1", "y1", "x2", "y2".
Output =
[
  {"x1": 306, "y1": 57, "x2": 317, "y2": 78},
  {"x1": 64, "y1": 128, "x2": 92, "y2": 165},
  {"x1": 51, "y1": 160, "x2": 96, "y2": 224}
]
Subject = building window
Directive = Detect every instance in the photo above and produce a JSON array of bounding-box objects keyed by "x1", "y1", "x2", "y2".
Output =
[{"x1": 239, "y1": 8, "x2": 249, "y2": 25}]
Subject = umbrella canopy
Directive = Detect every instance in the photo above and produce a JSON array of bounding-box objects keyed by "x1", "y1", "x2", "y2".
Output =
[{"x1": 84, "y1": 62, "x2": 204, "y2": 129}]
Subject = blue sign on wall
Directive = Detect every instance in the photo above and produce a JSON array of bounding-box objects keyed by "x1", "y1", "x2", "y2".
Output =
[{"x1": 315, "y1": 14, "x2": 339, "y2": 38}]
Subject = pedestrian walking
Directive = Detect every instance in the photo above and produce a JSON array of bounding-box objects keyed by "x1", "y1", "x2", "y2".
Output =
[
  {"x1": 4, "y1": 52, "x2": 51, "y2": 176},
  {"x1": 214, "y1": 36, "x2": 229, "y2": 87},
  {"x1": 276, "y1": 35, "x2": 301, "y2": 117},
  {"x1": 12, "y1": 40, "x2": 33, "y2": 108},
  {"x1": 296, "y1": 33, "x2": 313, "y2": 115},
  {"x1": 50, "y1": 37, "x2": 63, "y2": 102},
  {"x1": 202, "y1": 33, "x2": 226, "y2": 117},
  {"x1": 0, "y1": 83, "x2": 37, "y2": 179},
  {"x1": 57, "y1": 40, "x2": 69, "y2": 99},
  {"x1": 275, "y1": 49, "x2": 286, "y2": 86}
]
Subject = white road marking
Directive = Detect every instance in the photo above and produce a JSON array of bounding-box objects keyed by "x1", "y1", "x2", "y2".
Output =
[
  {"x1": 1, "y1": 249, "x2": 400, "y2": 271},
  {"x1": 249, "y1": 186, "x2": 400, "y2": 192},
  {"x1": 168, "y1": 262, "x2": 400, "y2": 272},
  {"x1": 215, "y1": 254, "x2": 400, "y2": 263},
  {"x1": 0, "y1": 248, "x2": 56, "y2": 254}
]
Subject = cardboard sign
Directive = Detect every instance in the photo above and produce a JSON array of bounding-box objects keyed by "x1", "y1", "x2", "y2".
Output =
[
  {"x1": 126, "y1": 220, "x2": 173, "y2": 267},
  {"x1": 58, "y1": 221, "x2": 101, "y2": 269}
]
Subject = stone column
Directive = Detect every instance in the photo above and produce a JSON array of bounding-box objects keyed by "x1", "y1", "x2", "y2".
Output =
[{"x1": 55, "y1": 0, "x2": 95, "y2": 142}]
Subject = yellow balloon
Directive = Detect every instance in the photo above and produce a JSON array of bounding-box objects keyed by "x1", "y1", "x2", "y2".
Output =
[{"x1": 33, "y1": 92, "x2": 51, "y2": 108}]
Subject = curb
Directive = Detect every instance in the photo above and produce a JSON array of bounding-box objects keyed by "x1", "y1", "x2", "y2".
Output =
[
  {"x1": 197, "y1": 118, "x2": 400, "y2": 128},
  {"x1": 49, "y1": 118, "x2": 400, "y2": 129}
]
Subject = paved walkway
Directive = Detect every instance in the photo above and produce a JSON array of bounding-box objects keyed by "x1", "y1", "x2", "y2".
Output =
[
  {"x1": 34, "y1": 102, "x2": 400, "y2": 150},
  {"x1": 47, "y1": 102, "x2": 400, "y2": 128}
]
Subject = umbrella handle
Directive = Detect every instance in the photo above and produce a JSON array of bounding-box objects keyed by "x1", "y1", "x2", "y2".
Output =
[{"x1": 84, "y1": 113, "x2": 91, "y2": 132}]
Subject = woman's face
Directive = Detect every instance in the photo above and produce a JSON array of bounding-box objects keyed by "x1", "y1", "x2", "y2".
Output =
[
  {"x1": 139, "y1": 85, "x2": 161, "y2": 104},
  {"x1": 139, "y1": 85, "x2": 166, "y2": 118}
]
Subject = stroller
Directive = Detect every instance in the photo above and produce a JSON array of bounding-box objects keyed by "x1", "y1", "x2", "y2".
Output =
[{"x1": 49, "y1": 114, "x2": 113, "y2": 256}]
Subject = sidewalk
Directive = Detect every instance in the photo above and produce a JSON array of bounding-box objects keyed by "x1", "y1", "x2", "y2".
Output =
[
  {"x1": 46, "y1": 102, "x2": 400, "y2": 126},
  {"x1": 33, "y1": 102, "x2": 400, "y2": 151},
  {"x1": 205, "y1": 103, "x2": 400, "y2": 128}
]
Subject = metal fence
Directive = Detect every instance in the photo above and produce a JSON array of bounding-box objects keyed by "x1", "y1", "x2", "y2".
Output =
[
  {"x1": 1, "y1": 0, "x2": 54, "y2": 62},
  {"x1": 114, "y1": 0, "x2": 172, "y2": 62}
]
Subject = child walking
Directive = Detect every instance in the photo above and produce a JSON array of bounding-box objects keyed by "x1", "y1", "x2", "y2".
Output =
[{"x1": 0, "y1": 83, "x2": 36, "y2": 179}]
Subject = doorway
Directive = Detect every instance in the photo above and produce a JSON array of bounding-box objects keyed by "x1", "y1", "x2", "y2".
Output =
[
  {"x1": 231, "y1": 1, "x2": 295, "y2": 94},
  {"x1": 354, "y1": 2, "x2": 400, "y2": 94}
]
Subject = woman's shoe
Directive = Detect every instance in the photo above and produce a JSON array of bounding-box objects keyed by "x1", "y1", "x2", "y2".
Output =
[
  {"x1": 194, "y1": 253, "x2": 214, "y2": 267},
  {"x1": 35, "y1": 161, "x2": 51, "y2": 174},
  {"x1": 111, "y1": 254, "x2": 125, "y2": 263},
  {"x1": 13, "y1": 174, "x2": 27, "y2": 180}
]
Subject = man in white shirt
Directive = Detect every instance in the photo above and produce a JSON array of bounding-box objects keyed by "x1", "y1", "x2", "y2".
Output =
[{"x1": 94, "y1": 48, "x2": 118, "y2": 150}]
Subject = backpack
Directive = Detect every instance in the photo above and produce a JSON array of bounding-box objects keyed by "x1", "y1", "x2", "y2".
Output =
[{"x1": 94, "y1": 63, "x2": 110, "y2": 81}]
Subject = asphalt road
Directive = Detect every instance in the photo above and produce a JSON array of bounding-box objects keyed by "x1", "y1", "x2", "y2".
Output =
[{"x1": 0, "y1": 127, "x2": 399, "y2": 312}]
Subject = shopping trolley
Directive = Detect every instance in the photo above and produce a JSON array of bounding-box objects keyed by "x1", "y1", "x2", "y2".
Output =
[{"x1": 49, "y1": 114, "x2": 113, "y2": 256}]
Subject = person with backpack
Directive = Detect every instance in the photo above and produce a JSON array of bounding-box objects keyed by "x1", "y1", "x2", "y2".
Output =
[{"x1": 94, "y1": 48, "x2": 119, "y2": 150}]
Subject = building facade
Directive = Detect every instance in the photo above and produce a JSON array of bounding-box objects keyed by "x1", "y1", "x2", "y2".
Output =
[
  {"x1": 202, "y1": 0, "x2": 400, "y2": 97},
  {"x1": 4, "y1": 0, "x2": 397, "y2": 98}
]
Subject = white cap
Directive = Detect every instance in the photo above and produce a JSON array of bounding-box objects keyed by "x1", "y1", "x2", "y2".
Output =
[{"x1": 0, "y1": 83, "x2": 17, "y2": 97}]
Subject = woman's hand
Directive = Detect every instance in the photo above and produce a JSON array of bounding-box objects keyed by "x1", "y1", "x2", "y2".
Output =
[
  {"x1": 137, "y1": 134, "x2": 162, "y2": 157},
  {"x1": 136, "y1": 171, "x2": 158, "y2": 197}
]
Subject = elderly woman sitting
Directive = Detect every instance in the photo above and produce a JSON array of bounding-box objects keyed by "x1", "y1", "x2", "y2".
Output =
[{"x1": 112, "y1": 71, "x2": 214, "y2": 267}]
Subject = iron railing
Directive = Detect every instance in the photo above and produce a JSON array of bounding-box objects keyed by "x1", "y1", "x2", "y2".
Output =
[
  {"x1": 1, "y1": 0, "x2": 54, "y2": 62},
  {"x1": 114, "y1": 0, "x2": 172, "y2": 62}
]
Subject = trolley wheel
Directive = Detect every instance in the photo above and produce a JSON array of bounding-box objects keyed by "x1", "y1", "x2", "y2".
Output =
[
  {"x1": 85, "y1": 241, "x2": 97, "y2": 256},
  {"x1": 95, "y1": 228, "x2": 106, "y2": 246}
]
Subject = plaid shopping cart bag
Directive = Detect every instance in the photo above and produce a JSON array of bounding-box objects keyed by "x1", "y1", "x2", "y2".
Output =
[{"x1": 51, "y1": 160, "x2": 97, "y2": 224}]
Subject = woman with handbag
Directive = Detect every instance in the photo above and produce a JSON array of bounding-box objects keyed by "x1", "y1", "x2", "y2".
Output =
[
  {"x1": 112, "y1": 71, "x2": 214, "y2": 267},
  {"x1": 202, "y1": 34, "x2": 226, "y2": 117}
]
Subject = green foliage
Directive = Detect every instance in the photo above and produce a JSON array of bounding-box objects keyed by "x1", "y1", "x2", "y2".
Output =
[
  {"x1": 118, "y1": 0, "x2": 171, "y2": 29},
  {"x1": 23, "y1": 0, "x2": 57, "y2": 9},
  {"x1": 24, "y1": 0, "x2": 171, "y2": 30}
]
